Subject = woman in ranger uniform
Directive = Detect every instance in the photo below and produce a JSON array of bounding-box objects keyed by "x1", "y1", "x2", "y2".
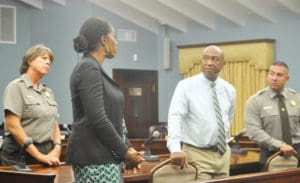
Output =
[{"x1": 2, "y1": 44, "x2": 62, "y2": 167}]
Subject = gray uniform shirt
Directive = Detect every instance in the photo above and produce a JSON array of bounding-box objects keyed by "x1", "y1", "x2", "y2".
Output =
[
  {"x1": 244, "y1": 87, "x2": 300, "y2": 151},
  {"x1": 3, "y1": 74, "x2": 59, "y2": 143}
]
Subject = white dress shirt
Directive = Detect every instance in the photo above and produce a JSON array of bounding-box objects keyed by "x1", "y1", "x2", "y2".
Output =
[{"x1": 167, "y1": 73, "x2": 236, "y2": 153}]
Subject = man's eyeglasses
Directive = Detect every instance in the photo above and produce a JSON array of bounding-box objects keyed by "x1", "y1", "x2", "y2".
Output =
[{"x1": 202, "y1": 55, "x2": 221, "y2": 63}]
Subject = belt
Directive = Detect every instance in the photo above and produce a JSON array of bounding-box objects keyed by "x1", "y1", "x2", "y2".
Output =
[
  {"x1": 184, "y1": 143, "x2": 219, "y2": 152},
  {"x1": 33, "y1": 140, "x2": 52, "y2": 146}
]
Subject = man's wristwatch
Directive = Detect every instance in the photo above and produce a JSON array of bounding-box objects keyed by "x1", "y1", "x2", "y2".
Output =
[{"x1": 23, "y1": 137, "x2": 33, "y2": 150}]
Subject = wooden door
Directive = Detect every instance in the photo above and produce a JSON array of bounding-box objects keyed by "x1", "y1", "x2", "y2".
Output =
[{"x1": 113, "y1": 69, "x2": 158, "y2": 138}]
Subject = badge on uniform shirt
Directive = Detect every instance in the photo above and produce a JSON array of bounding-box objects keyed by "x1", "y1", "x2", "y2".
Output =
[
  {"x1": 291, "y1": 100, "x2": 296, "y2": 106},
  {"x1": 45, "y1": 91, "x2": 51, "y2": 98}
]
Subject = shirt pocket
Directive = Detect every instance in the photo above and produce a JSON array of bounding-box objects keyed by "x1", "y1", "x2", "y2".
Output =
[
  {"x1": 260, "y1": 108, "x2": 279, "y2": 131},
  {"x1": 289, "y1": 106, "x2": 300, "y2": 129},
  {"x1": 46, "y1": 98, "x2": 58, "y2": 117},
  {"x1": 46, "y1": 98, "x2": 57, "y2": 106},
  {"x1": 25, "y1": 98, "x2": 40, "y2": 106},
  {"x1": 24, "y1": 98, "x2": 41, "y2": 117}
]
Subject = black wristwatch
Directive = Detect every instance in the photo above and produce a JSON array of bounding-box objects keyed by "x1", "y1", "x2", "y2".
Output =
[{"x1": 23, "y1": 137, "x2": 33, "y2": 150}]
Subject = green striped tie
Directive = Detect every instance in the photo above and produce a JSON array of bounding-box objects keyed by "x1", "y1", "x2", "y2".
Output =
[
  {"x1": 211, "y1": 82, "x2": 226, "y2": 155},
  {"x1": 277, "y1": 94, "x2": 292, "y2": 145}
]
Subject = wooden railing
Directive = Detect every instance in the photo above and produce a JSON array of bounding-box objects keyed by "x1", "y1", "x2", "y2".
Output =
[{"x1": 205, "y1": 168, "x2": 300, "y2": 183}]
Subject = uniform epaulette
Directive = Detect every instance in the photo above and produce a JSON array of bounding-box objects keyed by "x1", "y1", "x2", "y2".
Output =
[
  {"x1": 257, "y1": 88, "x2": 267, "y2": 96},
  {"x1": 287, "y1": 88, "x2": 296, "y2": 93},
  {"x1": 12, "y1": 77, "x2": 22, "y2": 84}
]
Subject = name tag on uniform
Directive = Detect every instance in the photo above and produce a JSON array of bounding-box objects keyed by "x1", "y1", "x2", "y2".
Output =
[{"x1": 263, "y1": 106, "x2": 272, "y2": 110}]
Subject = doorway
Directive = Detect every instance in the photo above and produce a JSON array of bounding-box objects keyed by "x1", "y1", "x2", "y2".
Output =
[{"x1": 113, "y1": 69, "x2": 158, "y2": 138}]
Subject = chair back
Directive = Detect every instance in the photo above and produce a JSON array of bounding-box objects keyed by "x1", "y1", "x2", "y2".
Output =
[
  {"x1": 265, "y1": 151, "x2": 298, "y2": 172},
  {"x1": 150, "y1": 158, "x2": 197, "y2": 183}
]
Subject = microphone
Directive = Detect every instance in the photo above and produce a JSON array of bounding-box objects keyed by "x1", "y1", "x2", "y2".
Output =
[
  {"x1": 142, "y1": 130, "x2": 160, "y2": 162},
  {"x1": 142, "y1": 130, "x2": 160, "y2": 148},
  {"x1": 234, "y1": 128, "x2": 247, "y2": 142},
  {"x1": 231, "y1": 128, "x2": 248, "y2": 154},
  {"x1": 63, "y1": 124, "x2": 72, "y2": 135}
]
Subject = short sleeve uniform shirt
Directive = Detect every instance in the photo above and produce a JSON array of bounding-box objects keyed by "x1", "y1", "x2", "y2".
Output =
[{"x1": 3, "y1": 74, "x2": 59, "y2": 143}]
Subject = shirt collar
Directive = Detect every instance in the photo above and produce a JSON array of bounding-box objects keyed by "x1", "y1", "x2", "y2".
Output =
[
  {"x1": 20, "y1": 74, "x2": 46, "y2": 92},
  {"x1": 200, "y1": 72, "x2": 219, "y2": 86},
  {"x1": 267, "y1": 87, "x2": 287, "y2": 99}
]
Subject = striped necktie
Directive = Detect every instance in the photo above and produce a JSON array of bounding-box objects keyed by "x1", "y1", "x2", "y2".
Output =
[
  {"x1": 277, "y1": 94, "x2": 292, "y2": 145},
  {"x1": 211, "y1": 82, "x2": 226, "y2": 155}
]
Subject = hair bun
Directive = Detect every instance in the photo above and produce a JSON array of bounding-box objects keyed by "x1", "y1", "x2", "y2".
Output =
[{"x1": 73, "y1": 34, "x2": 88, "y2": 53}]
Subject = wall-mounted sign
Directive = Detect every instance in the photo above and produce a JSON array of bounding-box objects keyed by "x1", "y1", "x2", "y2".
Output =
[{"x1": 129, "y1": 88, "x2": 142, "y2": 96}]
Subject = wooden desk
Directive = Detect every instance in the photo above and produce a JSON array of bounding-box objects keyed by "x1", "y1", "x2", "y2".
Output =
[
  {"x1": 125, "y1": 151, "x2": 259, "y2": 182},
  {"x1": 0, "y1": 136, "x2": 257, "y2": 165},
  {"x1": 0, "y1": 161, "x2": 161, "y2": 183},
  {"x1": 0, "y1": 164, "x2": 74, "y2": 183},
  {"x1": 129, "y1": 138, "x2": 169, "y2": 155},
  {"x1": 0, "y1": 151, "x2": 259, "y2": 183},
  {"x1": 230, "y1": 150, "x2": 260, "y2": 175},
  {"x1": 129, "y1": 137, "x2": 259, "y2": 155}
]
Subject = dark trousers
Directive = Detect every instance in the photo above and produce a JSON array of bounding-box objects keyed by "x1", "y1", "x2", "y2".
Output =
[{"x1": 1, "y1": 134, "x2": 53, "y2": 166}]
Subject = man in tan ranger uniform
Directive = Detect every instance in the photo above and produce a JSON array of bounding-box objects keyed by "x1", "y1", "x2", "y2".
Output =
[{"x1": 244, "y1": 61, "x2": 300, "y2": 170}]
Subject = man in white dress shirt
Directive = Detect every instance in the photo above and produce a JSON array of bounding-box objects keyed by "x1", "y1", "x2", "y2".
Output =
[{"x1": 167, "y1": 45, "x2": 236, "y2": 181}]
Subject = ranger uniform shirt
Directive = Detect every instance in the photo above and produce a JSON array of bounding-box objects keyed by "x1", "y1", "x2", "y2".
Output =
[
  {"x1": 3, "y1": 74, "x2": 59, "y2": 143},
  {"x1": 244, "y1": 87, "x2": 300, "y2": 151}
]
